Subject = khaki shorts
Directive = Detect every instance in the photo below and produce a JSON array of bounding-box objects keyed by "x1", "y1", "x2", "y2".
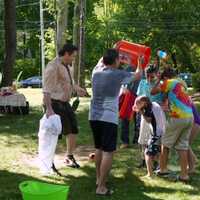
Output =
[{"x1": 162, "y1": 117, "x2": 193, "y2": 150}]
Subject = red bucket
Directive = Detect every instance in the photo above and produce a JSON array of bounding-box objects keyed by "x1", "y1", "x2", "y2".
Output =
[{"x1": 115, "y1": 40, "x2": 151, "y2": 69}]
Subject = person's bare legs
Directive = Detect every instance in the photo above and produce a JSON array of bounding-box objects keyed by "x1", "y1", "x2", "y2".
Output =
[
  {"x1": 137, "y1": 145, "x2": 146, "y2": 168},
  {"x1": 96, "y1": 151, "x2": 113, "y2": 194},
  {"x1": 65, "y1": 134, "x2": 80, "y2": 168},
  {"x1": 145, "y1": 154, "x2": 153, "y2": 177},
  {"x1": 159, "y1": 145, "x2": 169, "y2": 173},
  {"x1": 188, "y1": 147, "x2": 197, "y2": 173},
  {"x1": 177, "y1": 150, "x2": 189, "y2": 180},
  {"x1": 188, "y1": 123, "x2": 199, "y2": 173},
  {"x1": 67, "y1": 134, "x2": 76, "y2": 155},
  {"x1": 189, "y1": 123, "x2": 200, "y2": 144},
  {"x1": 95, "y1": 149, "x2": 102, "y2": 185}
]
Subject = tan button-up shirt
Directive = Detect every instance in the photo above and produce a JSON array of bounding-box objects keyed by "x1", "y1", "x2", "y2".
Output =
[{"x1": 43, "y1": 57, "x2": 74, "y2": 102}]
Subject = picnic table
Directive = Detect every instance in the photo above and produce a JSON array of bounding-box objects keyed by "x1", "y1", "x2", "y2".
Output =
[{"x1": 0, "y1": 92, "x2": 29, "y2": 115}]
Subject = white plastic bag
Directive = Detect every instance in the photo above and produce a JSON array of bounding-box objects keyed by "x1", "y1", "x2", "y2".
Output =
[{"x1": 38, "y1": 114, "x2": 62, "y2": 175}]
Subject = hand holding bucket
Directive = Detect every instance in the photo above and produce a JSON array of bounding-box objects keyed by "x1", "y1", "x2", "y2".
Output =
[{"x1": 115, "y1": 40, "x2": 151, "y2": 69}]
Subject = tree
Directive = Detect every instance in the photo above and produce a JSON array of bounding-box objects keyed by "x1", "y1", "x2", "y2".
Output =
[
  {"x1": 72, "y1": 0, "x2": 86, "y2": 87},
  {"x1": 79, "y1": 0, "x2": 86, "y2": 87},
  {"x1": 114, "y1": 0, "x2": 200, "y2": 71},
  {"x1": 0, "y1": 1, "x2": 5, "y2": 69},
  {"x1": 1, "y1": 0, "x2": 16, "y2": 86},
  {"x1": 56, "y1": 0, "x2": 68, "y2": 52},
  {"x1": 72, "y1": 0, "x2": 80, "y2": 83}
]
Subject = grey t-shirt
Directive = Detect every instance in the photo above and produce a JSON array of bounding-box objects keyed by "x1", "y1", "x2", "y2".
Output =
[{"x1": 89, "y1": 67, "x2": 135, "y2": 125}]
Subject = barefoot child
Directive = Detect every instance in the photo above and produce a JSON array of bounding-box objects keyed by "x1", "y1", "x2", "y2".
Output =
[
  {"x1": 136, "y1": 65, "x2": 163, "y2": 168},
  {"x1": 133, "y1": 96, "x2": 166, "y2": 177}
]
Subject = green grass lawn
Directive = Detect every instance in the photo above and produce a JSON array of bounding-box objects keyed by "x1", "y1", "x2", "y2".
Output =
[{"x1": 0, "y1": 89, "x2": 200, "y2": 200}]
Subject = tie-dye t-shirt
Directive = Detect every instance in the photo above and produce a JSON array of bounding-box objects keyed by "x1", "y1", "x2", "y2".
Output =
[{"x1": 160, "y1": 79, "x2": 193, "y2": 119}]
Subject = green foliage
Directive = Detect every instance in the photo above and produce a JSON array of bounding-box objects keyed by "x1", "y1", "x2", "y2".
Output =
[
  {"x1": 14, "y1": 70, "x2": 23, "y2": 88},
  {"x1": 16, "y1": 70, "x2": 23, "y2": 83},
  {"x1": 113, "y1": 0, "x2": 200, "y2": 70},
  {"x1": 192, "y1": 72, "x2": 200, "y2": 91},
  {"x1": 85, "y1": 0, "x2": 123, "y2": 77},
  {"x1": 44, "y1": 28, "x2": 56, "y2": 61},
  {"x1": 14, "y1": 58, "x2": 40, "y2": 80},
  {"x1": 1, "y1": 0, "x2": 200, "y2": 81}
]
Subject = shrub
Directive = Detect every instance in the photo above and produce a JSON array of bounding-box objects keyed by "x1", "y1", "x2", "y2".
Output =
[
  {"x1": 14, "y1": 58, "x2": 40, "y2": 80},
  {"x1": 192, "y1": 72, "x2": 200, "y2": 91}
]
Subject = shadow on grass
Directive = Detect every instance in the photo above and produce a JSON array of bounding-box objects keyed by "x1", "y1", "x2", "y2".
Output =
[
  {"x1": 0, "y1": 107, "x2": 92, "y2": 147},
  {"x1": 0, "y1": 169, "x2": 53, "y2": 200},
  {"x1": 46, "y1": 165, "x2": 162, "y2": 200},
  {"x1": 49, "y1": 165, "x2": 199, "y2": 200},
  {"x1": 1, "y1": 161, "x2": 200, "y2": 200},
  {"x1": 0, "y1": 107, "x2": 43, "y2": 135}
]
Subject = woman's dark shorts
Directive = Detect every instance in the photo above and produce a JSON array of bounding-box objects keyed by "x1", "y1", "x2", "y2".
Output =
[
  {"x1": 90, "y1": 120, "x2": 118, "y2": 152},
  {"x1": 51, "y1": 99, "x2": 78, "y2": 135}
]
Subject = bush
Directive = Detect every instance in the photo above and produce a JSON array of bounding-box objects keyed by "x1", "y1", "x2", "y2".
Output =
[
  {"x1": 14, "y1": 58, "x2": 40, "y2": 80},
  {"x1": 192, "y1": 72, "x2": 200, "y2": 91}
]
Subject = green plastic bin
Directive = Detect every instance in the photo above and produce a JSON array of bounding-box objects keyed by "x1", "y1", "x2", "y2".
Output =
[{"x1": 19, "y1": 181, "x2": 69, "y2": 200}]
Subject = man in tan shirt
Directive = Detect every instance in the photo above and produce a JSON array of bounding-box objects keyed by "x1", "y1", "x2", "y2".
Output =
[{"x1": 43, "y1": 44, "x2": 86, "y2": 168}]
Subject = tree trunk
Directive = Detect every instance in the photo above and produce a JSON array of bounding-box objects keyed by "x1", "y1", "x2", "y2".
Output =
[
  {"x1": 2, "y1": 0, "x2": 16, "y2": 86},
  {"x1": 79, "y1": 0, "x2": 86, "y2": 88},
  {"x1": 72, "y1": 0, "x2": 80, "y2": 84},
  {"x1": 56, "y1": 0, "x2": 68, "y2": 53}
]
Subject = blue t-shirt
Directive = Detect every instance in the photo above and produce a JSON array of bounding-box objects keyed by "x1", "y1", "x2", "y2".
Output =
[
  {"x1": 89, "y1": 67, "x2": 135, "y2": 125},
  {"x1": 137, "y1": 79, "x2": 163, "y2": 103}
]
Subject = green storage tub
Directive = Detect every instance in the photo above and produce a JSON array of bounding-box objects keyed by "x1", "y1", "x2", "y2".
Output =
[{"x1": 19, "y1": 180, "x2": 69, "y2": 200}]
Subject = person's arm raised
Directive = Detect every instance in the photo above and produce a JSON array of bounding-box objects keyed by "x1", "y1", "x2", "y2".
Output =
[
  {"x1": 133, "y1": 56, "x2": 143, "y2": 81},
  {"x1": 151, "y1": 80, "x2": 162, "y2": 95}
]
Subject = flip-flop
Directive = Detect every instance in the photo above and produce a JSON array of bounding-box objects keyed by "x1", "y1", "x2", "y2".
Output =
[{"x1": 96, "y1": 189, "x2": 114, "y2": 196}]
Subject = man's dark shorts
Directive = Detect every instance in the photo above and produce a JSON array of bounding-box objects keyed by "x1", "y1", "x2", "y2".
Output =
[
  {"x1": 51, "y1": 99, "x2": 78, "y2": 135},
  {"x1": 90, "y1": 120, "x2": 118, "y2": 152}
]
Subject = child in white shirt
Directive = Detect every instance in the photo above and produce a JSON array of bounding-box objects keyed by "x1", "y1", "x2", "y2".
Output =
[{"x1": 133, "y1": 96, "x2": 166, "y2": 177}]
